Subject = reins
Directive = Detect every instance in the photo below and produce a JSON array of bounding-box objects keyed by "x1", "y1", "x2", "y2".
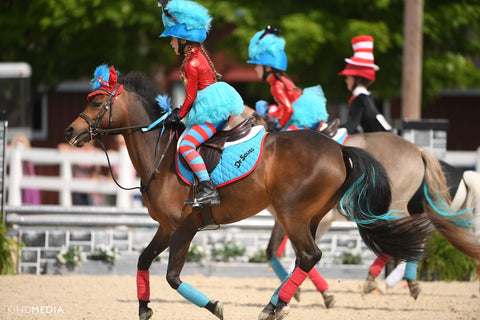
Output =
[{"x1": 80, "y1": 85, "x2": 175, "y2": 193}]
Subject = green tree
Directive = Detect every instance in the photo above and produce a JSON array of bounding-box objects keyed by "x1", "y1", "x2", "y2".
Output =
[{"x1": 1, "y1": 0, "x2": 479, "y2": 103}]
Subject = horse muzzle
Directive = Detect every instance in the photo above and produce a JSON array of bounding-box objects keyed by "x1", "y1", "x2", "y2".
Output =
[{"x1": 64, "y1": 126, "x2": 91, "y2": 147}]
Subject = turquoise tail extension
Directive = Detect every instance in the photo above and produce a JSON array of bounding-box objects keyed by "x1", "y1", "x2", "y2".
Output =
[{"x1": 423, "y1": 183, "x2": 475, "y2": 228}]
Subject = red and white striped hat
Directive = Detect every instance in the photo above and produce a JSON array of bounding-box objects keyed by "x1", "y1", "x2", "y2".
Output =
[
  {"x1": 345, "y1": 35, "x2": 379, "y2": 70},
  {"x1": 339, "y1": 35, "x2": 379, "y2": 81}
]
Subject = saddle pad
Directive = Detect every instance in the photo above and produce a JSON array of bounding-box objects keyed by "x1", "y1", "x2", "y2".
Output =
[
  {"x1": 333, "y1": 128, "x2": 349, "y2": 145},
  {"x1": 176, "y1": 126, "x2": 268, "y2": 187}
]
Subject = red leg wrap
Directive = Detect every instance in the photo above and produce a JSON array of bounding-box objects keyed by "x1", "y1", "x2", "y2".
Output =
[
  {"x1": 276, "y1": 236, "x2": 289, "y2": 258},
  {"x1": 308, "y1": 268, "x2": 328, "y2": 292},
  {"x1": 369, "y1": 255, "x2": 390, "y2": 277},
  {"x1": 137, "y1": 270, "x2": 150, "y2": 301},
  {"x1": 278, "y1": 267, "x2": 308, "y2": 303}
]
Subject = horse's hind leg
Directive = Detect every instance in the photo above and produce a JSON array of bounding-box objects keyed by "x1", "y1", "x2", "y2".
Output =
[
  {"x1": 261, "y1": 222, "x2": 323, "y2": 320},
  {"x1": 137, "y1": 226, "x2": 170, "y2": 320},
  {"x1": 166, "y1": 226, "x2": 224, "y2": 320}
]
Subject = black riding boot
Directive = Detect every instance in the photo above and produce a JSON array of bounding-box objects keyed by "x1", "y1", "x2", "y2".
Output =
[{"x1": 185, "y1": 180, "x2": 221, "y2": 207}]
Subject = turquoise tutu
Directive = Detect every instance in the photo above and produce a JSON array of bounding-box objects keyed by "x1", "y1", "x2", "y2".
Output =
[
  {"x1": 287, "y1": 85, "x2": 328, "y2": 128},
  {"x1": 184, "y1": 82, "x2": 244, "y2": 127}
]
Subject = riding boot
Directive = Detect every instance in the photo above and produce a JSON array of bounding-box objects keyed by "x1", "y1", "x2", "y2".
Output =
[{"x1": 185, "y1": 180, "x2": 221, "y2": 207}]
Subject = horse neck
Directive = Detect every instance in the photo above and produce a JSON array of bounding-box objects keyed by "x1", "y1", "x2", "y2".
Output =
[{"x1": 119, "y1": 96, "x2": 177, "y2": 185}]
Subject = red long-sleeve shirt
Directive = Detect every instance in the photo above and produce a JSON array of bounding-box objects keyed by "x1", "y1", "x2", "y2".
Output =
[
  {"x1": 178, "y1": 47, "x2": 216, "y2": 118},
  {"x1": 268, "y1": 75, "x2": 301, "y2": 127}
]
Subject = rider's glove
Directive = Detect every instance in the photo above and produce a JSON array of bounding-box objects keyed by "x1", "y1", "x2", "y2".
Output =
[{"x1": 165, "y1": 108, "x2": 181, "y2": 125}]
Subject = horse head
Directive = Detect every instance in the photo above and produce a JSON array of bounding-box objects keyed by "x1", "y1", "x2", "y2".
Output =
[{"x1": 65, "y1": 65, "x2": 163, "y2": 148}]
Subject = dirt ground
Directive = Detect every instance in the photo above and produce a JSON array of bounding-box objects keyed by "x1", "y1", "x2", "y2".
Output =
[{"x1": 0, "y1": 274, "x2": 479, "y2": 320}]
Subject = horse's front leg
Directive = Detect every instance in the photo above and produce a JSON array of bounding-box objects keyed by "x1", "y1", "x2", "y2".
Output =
[
  {"x1": 167, "y1": 226, "x2": 224, "y2": 320},
  {"x1": 137, "y1": 226, "x2": 170, "y2": 320}
]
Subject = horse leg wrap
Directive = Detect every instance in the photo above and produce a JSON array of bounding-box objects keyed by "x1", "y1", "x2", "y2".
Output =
[
  {"x1": 385, "y1": 261, "x2": 406, "y2": 287},
  {"x1": 276, "y1": 236, "x2": 289, "y2": 258},
  {"x1": 269, "y1": 257, "x2": 288, "y2": 281},
  {"x1": 278, "y1": 267, "x2": 308, "y2": 303},
  {"x1": 177, "y1": 282, "x2": 210, "y2": 308},
  {"x1": 404, "y1": 261, "x2": 418, "y2": 281},
  {"x1": 308, "y1": 268, "x2": 328, "y2": 292},
  {"x1": 369, "y1": 255, "x2": 390, "y2": 277},
  {"x1": 137, "y1": 270, "x2": 150, "y2": 301}
]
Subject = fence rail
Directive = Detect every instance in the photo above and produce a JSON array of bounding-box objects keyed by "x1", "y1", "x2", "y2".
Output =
[{"x1": 4, "y1": 145, "x2": 479, "y2": 229}]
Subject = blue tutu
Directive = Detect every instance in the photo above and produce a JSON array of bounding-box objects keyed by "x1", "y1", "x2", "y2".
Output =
[
  {"x1": 287, "y1": 85, "x2": 328, "y2": 129},
  {"x1": 184, "y1": 82, "x2": 244, "y2": 127}
]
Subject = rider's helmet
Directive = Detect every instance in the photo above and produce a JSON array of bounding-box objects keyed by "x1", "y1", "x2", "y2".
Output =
[
  {"x1": 338, "y1": 35, "x2": 379, "y2": 81},
  {"x1": 247, "y1": 26, "x2": 287, "y2": 71},
  {"x1": 158, "y1": 0, "x2": 212, "y2": 43}
]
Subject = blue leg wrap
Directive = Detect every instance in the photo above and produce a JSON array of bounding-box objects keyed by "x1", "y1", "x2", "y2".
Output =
[
  {"x1": 269, "y1": 257, "x2": 289, "y2": 281},
  {"x1": 270, "y1": 272, "x2": 291, "y2": 306},
  {"x1": 177, "y1": 282, "x2": 210, "y2": 308},
  {"x1": 404, "y1": 262, "x2": 418, "y2": 281}
]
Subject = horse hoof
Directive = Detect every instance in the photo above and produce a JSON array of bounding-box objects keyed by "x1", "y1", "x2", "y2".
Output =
[
  {"x1": 213, "y1": 301, "x2": 224, "y2": 319},
  {"x1": 322, "y1": 293, "x2": 336, "y2": 309},
  {"x1": 139, "y1": 308, "x2": 153, "y2": 320},
  {"x1": 408, "y1": 281, "x2": 421, "y2": 300},
  {"x1": 293, "y1": 287, "x2": 301, "y2": 302},
  {"x1": 274, "y1": 305, "x2": 289, "y2": 320},
  {"x1": 258, "y1": 302, "x2": 275, "y2": 320},
  {"x1": 363, "y1": 279, "x2": 377, "y2": 294}
]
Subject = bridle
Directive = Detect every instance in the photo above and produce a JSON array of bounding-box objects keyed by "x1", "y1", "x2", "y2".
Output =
[{"x1": 78, "y1": 84, "x2": 176, "y2": 193}]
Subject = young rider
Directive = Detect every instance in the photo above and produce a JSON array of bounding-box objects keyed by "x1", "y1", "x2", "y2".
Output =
[
  {"x1": 338, "y1": 35, "x2": 392, "y2": 134},
  {"x1": 160, "y1": 0, "x2": 244, "y2": 207},
  {"x1": 247, "y1": 26, "x2": 335, "y2": 309},
  {"x1": 247, "y1": 26, "x2": 328, "y2": 131}
]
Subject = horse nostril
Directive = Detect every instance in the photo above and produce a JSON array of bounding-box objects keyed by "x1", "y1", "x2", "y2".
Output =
[{"x1": 64, "y1": 127, "x2": 73, "y2": 141}]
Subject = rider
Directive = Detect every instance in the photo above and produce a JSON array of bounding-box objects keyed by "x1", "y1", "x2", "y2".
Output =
[
  {"x1": 338, "y1": 35, "x2": 392, "y2": 134},
  {"x1": 247, "y1": 26, "x2": 328, "y2": 131},
  {"x1": 247, "y1": 26, "x2": 336, "y2": 309},
  {"x1": 159, "y1": 0, "x2": 244, "y2": 207}
]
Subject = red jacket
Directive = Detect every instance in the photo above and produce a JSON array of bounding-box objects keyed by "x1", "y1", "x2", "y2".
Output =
[
  {"x1": 268, "y1": 75, "x2": 301, "y2": 127},
  {"x1": 178, "y1": 47, "x2": 216, "y2": 118}
]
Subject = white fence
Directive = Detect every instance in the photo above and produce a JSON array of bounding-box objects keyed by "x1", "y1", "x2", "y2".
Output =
[
  {"x1": 7, "y1": 145, "x2": 139, "y2": 207},
  {"x1": 4, "y1": 144, "x2": 480, "y2": 228}
]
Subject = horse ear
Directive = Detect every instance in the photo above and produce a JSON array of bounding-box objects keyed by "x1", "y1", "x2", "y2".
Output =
[{"x1": 108, "y1": 66, "x2": 118, "y2": 89}]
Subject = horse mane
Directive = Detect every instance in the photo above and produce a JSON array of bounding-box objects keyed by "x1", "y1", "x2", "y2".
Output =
[{"x1": 120, "y1": 72, "x2": 164, "y2": 118}]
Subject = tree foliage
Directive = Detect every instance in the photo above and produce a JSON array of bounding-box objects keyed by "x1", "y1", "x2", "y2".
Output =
[{"x1": 1, "y1": 0, "x2": 480, "y2": 102}]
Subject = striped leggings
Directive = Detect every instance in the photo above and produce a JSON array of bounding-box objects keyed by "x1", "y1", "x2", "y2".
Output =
[{"x1": 179, "y1": 121, "x2": 224, "y2": 182}]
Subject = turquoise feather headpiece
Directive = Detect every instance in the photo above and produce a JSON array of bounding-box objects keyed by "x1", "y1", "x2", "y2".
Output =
[
  {"x1": 247, "y1": 26, "x2": 287, "y2": 71},
  {"x1": 159, "y1": 0, "x2": 212, "y2": 43}
]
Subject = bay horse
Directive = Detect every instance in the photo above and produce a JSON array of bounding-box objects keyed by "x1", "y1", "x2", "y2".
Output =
[
  {"x1": 64, "y1": 68, "x2": 433, "y2": 320},
  {"x1": 265, "y1": 132, "x2": 480, "y2": 301}
]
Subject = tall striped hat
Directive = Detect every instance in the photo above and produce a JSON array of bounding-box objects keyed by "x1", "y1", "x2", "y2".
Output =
[{"x1": 338, "y1": 35, "x2": 379, "y2": 81}]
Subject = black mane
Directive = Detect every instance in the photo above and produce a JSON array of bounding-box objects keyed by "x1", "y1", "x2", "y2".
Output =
[{"x1": 120, "y1": 72, "x2": 164, "y2": 118}]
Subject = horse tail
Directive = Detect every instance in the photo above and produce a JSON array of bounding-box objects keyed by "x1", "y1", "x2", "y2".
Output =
[
  {"x1": 337, "y1": 146, "x2": 433, "y2": 262},
  {"x1": 422, "y1": 152, "x2": 480, "y2": 261}
]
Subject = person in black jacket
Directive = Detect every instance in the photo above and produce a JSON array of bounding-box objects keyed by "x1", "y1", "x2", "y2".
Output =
[{"x1": 338, "y1": 35, "x2": 391, "y2": 134}]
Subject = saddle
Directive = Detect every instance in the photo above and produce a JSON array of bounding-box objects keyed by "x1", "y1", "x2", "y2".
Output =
[
  {"x1": 319, "y1": 118, "x2": 340, "y2": 138},
  {"x1": 179, "y1": 116, "x2": 255, "y2": 173}
]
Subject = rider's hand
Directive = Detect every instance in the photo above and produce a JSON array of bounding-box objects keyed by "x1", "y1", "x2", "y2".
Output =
[{"x1": 165, "y1": 108, "x2": 181, "y2": 125}]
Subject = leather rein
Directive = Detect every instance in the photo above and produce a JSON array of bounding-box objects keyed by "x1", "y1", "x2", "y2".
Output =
[{"x1": 78, "y1": 84, "x2": 175, "y2": 193}]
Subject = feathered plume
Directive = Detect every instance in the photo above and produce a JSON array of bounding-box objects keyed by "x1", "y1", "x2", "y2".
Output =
[
  {"x1": 90, "y1": 64, "x2": 111, "y2": 90},
  {"x1": 155, "y1": 94, "x2": 172, "y2": 113}
]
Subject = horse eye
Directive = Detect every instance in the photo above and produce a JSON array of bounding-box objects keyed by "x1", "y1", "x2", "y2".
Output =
[{"x1": 91, "y1": 100, "x2": 102, "y2": 108}]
